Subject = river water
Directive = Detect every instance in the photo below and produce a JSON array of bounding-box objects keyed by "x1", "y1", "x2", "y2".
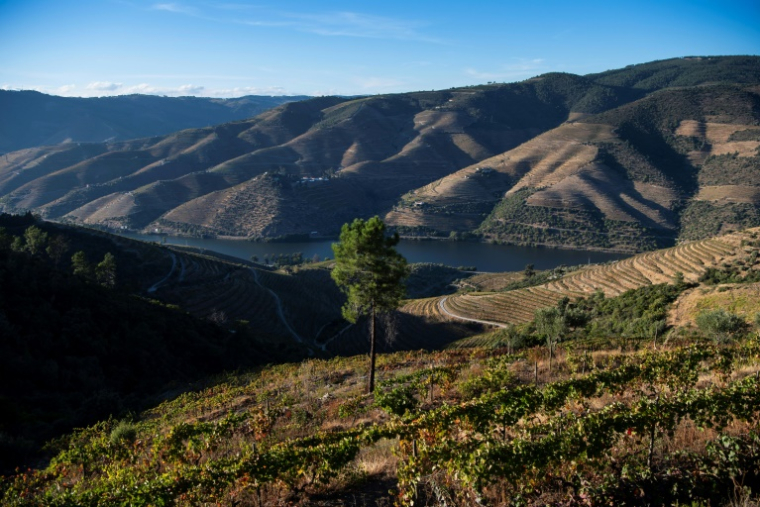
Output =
[{"x1": 118, "y1": 232, "x2": 629, "y2": 272}]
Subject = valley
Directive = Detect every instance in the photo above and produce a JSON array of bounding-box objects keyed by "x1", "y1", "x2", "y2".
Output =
[
  {"x1": 2, "y1": 56, "x2": 759, "y2": 252},
  {"x1": 2, "y1": 55, "x2": 760, "y2": 507}
]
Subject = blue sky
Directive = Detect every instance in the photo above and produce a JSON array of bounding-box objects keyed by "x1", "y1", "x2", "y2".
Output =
[{"x1": 1, "y1": 0, "x2": 758, "y2": 97}]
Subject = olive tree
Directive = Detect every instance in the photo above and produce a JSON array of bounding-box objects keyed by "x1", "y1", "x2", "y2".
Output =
[{"x1": 331, "y1": 217, "x2": 409, "y2": 393}]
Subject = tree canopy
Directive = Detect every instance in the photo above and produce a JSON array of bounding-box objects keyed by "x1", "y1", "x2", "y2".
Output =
[
  {"x1": 331, "y1": 217, "x2": 409, "y2": 392},
  {"x1": 331, "y1": 217, "x2": 409, "y2": 323}
]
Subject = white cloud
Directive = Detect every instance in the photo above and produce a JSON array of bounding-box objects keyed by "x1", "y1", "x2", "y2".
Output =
[
  {"x1": 86, "y1": 81, "x2": 123, "y2": 91},
  {"x1": 152, "y1": 3, "x2": 199, "y2": 16},
  {"x1": 309, "y1": 88, "x2": 342, "y2": 97},
  {"x1": 3, "y1": 81, "x2": 302, "y2": 98},
  {"x1": 122, "y1": 83, "x2": 160, "y2": 94},
  {"x1": 205, "y1": 86, "x2": 291, "y2": 97},
  {"x1": 55, "y1": 84, "x2": 77, "y2": 94},
  {"x1": 464, "y1": 59, "x2": 548, "y2": 81},
  {"x1": 178, "y1": 84, "x2": 205, "y2": 95},
  {"x1": 284, "y1": 11, "x2": 440, "y2": 42},
  {"x1": 352, "y1": 77, "x2": 406, "y2": 90},
  {"x1": 105, "y1": 83, "x2": 294, "y2": 97}
]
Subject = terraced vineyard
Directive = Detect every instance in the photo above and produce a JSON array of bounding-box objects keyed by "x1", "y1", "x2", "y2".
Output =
[
  {"x1": 403, "y1": 229, "x2": 750, "y2": 327},
  {"x1": 153, "y1": 254, "x2": 291, "y2": 337}
]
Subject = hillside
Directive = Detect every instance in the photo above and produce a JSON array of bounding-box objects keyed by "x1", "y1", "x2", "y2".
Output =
[
  {"x1": 402, "y1": 226, "x2": 752, "y2": 330},
  {"x1": 0, "y1": 214, "x2": 294, "y2": 473},
  {"x1": 4, "y1": 211, "x2": 760, "y2": 503},
  {"x1": 0, "y1": 56, "x2": 759, "y2": 249},
  {"x1": 392, "y1": 80, "x2": 760, "y2": 251},
  {"x1": 0, "y1": 76, "x2": 627, "y2": 238},
  {"x1": 0, "y1": 90, "x2": 309, "y2": 153},
  {"x1": 0, "y1": 215, "x2": 483, "y2": 472},
  {"x1": 4, "y1": 276, "x2": 760, "y2": 505}
]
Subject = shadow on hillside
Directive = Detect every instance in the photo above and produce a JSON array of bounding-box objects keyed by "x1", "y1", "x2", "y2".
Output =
[{"x1": 322, "y1": 312, "x2": 484, "y2": 356}]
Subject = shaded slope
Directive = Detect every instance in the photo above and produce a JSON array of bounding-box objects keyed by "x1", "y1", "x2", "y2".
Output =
[
  {"x1": 0, "y1": 90, "x2": 309, "y2": 153},
  {"x1": 587, "y1": 55, "x2": 760, "y2": 91}
]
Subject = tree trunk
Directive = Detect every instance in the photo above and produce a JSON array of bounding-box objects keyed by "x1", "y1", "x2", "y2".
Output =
[
  {"x1": 368, "y1": 304, "x2": 377, "y2": 394},
  {"x1": 549, "y1": 343, "x2": 554, "y2": 373}
]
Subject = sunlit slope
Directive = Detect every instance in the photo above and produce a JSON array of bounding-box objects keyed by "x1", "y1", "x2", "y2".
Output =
[
  {"x1": 387, "y1": 118, "x2": 681, "y2": 246},
  {"x1": 0, "y1": 98, "x2": 346, "y2": 223},
  {"x1": 385, "y1": 122, "x2": 678, "y2": 233},
  {"x1": 0, "y1": 73, "x2": 651, "y2": 239},
  {"x1": 392, "y1": 80, "x2": 760, "y2": 251},
  {"x1": 403, "y1": 229, "x2": 749, "y2": 326},
  {"x1": 2, "y1": 57, "x2": 759, "y2": 244}
]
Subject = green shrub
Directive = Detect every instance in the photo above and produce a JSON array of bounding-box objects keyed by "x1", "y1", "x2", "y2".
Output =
[
  {"x1": 374, "y1": 385, "x2": 418, "y2": 416},
  {"x1": 459, "y1": 368, "x2": 515, "y2": 398},
  {"x1": 696, "y1": 309, "x2": 746, "y2": 343},
  {"x1": 109, "y1": 421, "x2": 137, "y2": 446}
]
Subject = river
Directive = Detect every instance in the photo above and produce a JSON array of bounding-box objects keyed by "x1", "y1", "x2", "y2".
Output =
[{"x1": 117, "y1": 232, "x2": 629, "y2": 272}]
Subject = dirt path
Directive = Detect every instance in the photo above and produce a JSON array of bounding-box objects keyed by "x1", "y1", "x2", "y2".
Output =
[
  {"x1": 249, "y1": 268, "x2": 306, "y2": 345},
  {"x1": 438, "y1": 296, "x2": 508, "y2": 328},
  {"x1": 147, "y1": 252, "x2": 176, "y2": 293}
]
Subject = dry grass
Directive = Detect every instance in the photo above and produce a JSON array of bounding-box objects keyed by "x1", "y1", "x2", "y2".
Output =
[
  {"x1": 461, "y1": 271, "x2": 525, "y2": 291},
  {"x1": 676, "y1": 120, "x2": 760, "y2": 163},
  {"x1": 669, "y1": 282, "x2": 760, "y2": 328},
  {"x1": 355, "y1": 438, "x2": 399, "y2": 479},
  {"x1": 696, "y1": 185, "x2": 760, "y2": 204}
]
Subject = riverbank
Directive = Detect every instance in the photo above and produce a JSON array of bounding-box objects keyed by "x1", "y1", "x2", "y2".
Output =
[{"x1": 113, "y1": 230, "x2": 630, "y2": 273}]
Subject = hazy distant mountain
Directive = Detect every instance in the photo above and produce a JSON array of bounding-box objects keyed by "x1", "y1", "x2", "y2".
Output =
[
  {"x1": 1, "y1": 56, "x2": 759, "y2": 251},
  {"x1": 0, "y1": 91, "x2": 310, "y2": 153}
]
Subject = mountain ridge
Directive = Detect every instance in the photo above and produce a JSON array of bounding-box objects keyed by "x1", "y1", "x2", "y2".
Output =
[
  {"x1": 0, "y1": 90, "x2": 310, "y2": 153},
  {"x1": 1, "y1": 56, "x2": 759, "y2": 251}
]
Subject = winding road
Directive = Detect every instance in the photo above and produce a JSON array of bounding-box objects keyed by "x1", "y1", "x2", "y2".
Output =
[
  {"x1": 249, "y1": 267, "x2": 305, "y2": 345},
  {"x1": 147, "y1": 252, "x2": 177, "y2": 293},
  {"x1": 438, "y1": 296, "x2": 508, "y2": 328}
]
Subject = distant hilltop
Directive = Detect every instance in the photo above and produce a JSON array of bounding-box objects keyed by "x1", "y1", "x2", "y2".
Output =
[
  {"x1": 1, "y1": 56, "x2": 759, "y2": 252},
  {"x1": 0, "y1": 91, "x2": 310, "y2": 153}
]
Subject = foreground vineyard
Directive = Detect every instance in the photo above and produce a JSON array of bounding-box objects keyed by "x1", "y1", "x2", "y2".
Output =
[
  {"x1": 3, "y1": 336, "x2": 758, "y2": 506},
  {"x1": 4, "y1": 217, "x2": 760, "y2": 505},
  {"x1": 403, "y1": 229, "x2": 750, "y2": 327}
]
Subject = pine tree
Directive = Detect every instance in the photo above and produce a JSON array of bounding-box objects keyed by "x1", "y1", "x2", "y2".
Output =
[
  {"x1": 96, "y1": 253, "x2": 117, "y2": 288},
  {"x1": 71, "y1": 251, "x2": 93, "y2": 280},
  {"x1": 331, "y1": 217, "x2": 409, "y2": 393}
]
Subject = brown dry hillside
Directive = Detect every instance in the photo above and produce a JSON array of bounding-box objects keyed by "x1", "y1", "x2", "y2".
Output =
[
  {"x1": 395, "y1": 81, "x2": 760, "y2": 251},
  {"x1": 668, "y1": 282, "x2": 760, "y2": 328},
  {"x1": 402, "y1": 228, "x2": 754, "y2": 326},
  {"x1": 386, "y1": 122, "x2": 679, "y2": 235},
  {"x1": 1, "y1": 57, "x2": 759, "y2": 247}
]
